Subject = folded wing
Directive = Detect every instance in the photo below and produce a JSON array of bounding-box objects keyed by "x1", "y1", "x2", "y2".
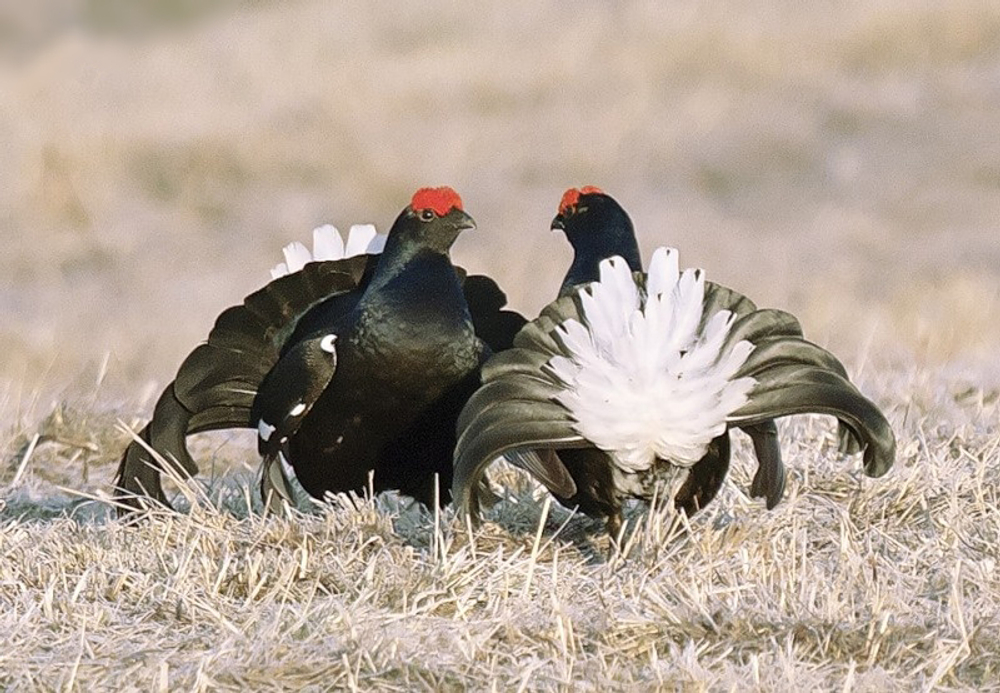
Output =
[{"x1": 114, "y1": 255, "x2": 372, "y2": 512}]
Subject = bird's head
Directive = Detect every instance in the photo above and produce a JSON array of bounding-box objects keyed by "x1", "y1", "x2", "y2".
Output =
[
  {"x1": 551, "y1": 187, "x2": 642, "y2": 294},
  {"x1": 390, "y1": 186, "x2": 476, "y2": 254},
  {"x1": 551, "y1": 187, "x2": 634, "y2": 248}
]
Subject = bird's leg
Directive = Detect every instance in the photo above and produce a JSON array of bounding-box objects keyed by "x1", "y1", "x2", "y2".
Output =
[
  {"x1": 260, "y1": 450, "x2": 296, "y2": 516},
  {"x1": 606, "y1": 511, "x2": 624, "y2": 551}
]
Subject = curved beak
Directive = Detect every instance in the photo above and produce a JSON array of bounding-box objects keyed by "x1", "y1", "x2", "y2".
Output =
[
  {"x1": 550, "y1": 214, "x2": 565, "y2": 232},
  {"x1": 449, "y1": 208, "x2": 477, "y2": 232}
]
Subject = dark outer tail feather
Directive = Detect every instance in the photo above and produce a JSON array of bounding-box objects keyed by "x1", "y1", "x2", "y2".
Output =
[
  {"x1": 478, "y1": 348, "x2": 554, "y2": 384},
  {"x1": 455, "y1": 370, "x2": 566, "y2": 433},
  {"x1": 730, "y1": 364, "x2": 895, "y2": 478},
  {"x1": 114, "y1": 383, "x2": 254, "y2": 516},
  {"x1": 454, "y1": 282, "x2": 807, "y2": 521},
  {"x1": 172, "y1": 259, "x2": 369, "y2": 414},
  {"x1": 674, "y1": 434, "x2": 732, "y2": 516},
  {"x1": 173, "y1": 345, "x2": 262, "y2": 412},
  {"x1": 723, "y1": 308, "x2": 804, "y2": 354},
  {"x1": 739, "y1": 336, "x2": 847, "y2": 378},
  {"x1": 730, "y1": 325, "x2": 880, "y2": 493},
  {"x1": 455, "y1": 282, "x2": 778, "y2": 520},
  {"x1": 125, "y1": 384, "x2": 199, "y2": 480},
  {"x1": 114, "y1": 256, "x2": 374, "y2": 512},
  {"x1": 838, "y1": 427, "x2": 863, "y2": 455},
  {"x1": 736, "y1": 333, "x2": 863, "y2": 455},
  {"x1": 504, "y1": 448, "x2": 578, "y2": 499},
  {"x1": 454, "y1": 420, "x2": 588, "y2": 521},
  {"x1": 188, "y1": 404, "x2": 254, "y2": 432},
  {"x1": 452, "y1": 335, "x2": 587, "y2": 518},
  {"x1": 549, "y1": 447, "x2": 621, "y2": 524},
  {"x1": 523, "y1": 287, "x2": 596, "y2": 351},
  {"x1": 743, "y1": 421, "x2": 786, "y2": 509},
  {"x1": 114, "y1": 423, "x2": 173, "y2": 513},
  {"x1": 454, "y1": 277, "x2": 894, "y2": 522},
  {"x1": 116, "y1": 251, "x2": 524, "y2": 513},
  {"x1": 700, "y1": 281, "x2": 761, "y2": 325}
]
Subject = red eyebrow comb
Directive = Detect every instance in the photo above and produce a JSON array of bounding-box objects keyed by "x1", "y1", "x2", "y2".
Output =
[
  {"x1": 558, "y1": 186, "x2": 604, "y2": 215},
  {"x1": 411, "y1": 187, "x2": 463, "y2": 216}
]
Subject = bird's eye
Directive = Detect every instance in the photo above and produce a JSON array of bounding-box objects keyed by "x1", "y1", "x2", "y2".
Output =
[
  {"x1": 576, "y1": 205, "x2": 588, "y2": 214},
  {"x1": 419, "y1": 209, "x2": 435, "y2": 221}
]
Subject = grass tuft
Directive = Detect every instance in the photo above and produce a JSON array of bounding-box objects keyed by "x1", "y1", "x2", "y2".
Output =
[{"x1": 2, "y1": 360, "x2": 999, "y2": 689}]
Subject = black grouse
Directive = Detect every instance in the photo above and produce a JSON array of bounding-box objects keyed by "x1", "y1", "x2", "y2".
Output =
[
  {"x1": 115, "y1": 187, "x2": 525, "y2": 513},
  {"x1": 452, "y1": 188, "x2": 895, "y2": 538},
  {"x1": 551, "y1": 187, "x2": 831, "y2": 512}
]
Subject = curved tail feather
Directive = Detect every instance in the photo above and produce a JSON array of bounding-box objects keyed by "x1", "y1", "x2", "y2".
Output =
[
  {"x1": 743, "y1": 421, "x2": 785, "y2": 509},
  {"x1": 729, "y1": 363, "x2": 895, "y2": 478},
  {"x1": 674, "y1": 433, "x2": 731, "y2": 515},
  {"x1": 699, "y1": 281, "x2": 759, "y2": 323},
  {"x1": 732, "y1": 330, "x2": 864, "y2": 458},
  {"x1": 117, "y1": 249, "x2": 525, "y2": 514},
  {"x1": 114, "y1": 382, "x2": 255, "y2": 514},
  {"x1": 454, "y1": 263, "x2": 895, "y2": 523},
  {"x1": 172, "y1": 259, "x2": 369, "y2": 414},
  {"x1": 452, "y1": 394, "x2": 587, "y2": 521},
  {"x1": 115, "y1": 423, "x2": 172, "y2": 512},
  {"x1": 503, "y1": 449, "x2": 578, "y2": 499},
  {"x1": 115, "y1": 256, "x2": 373, "y2": 513}
]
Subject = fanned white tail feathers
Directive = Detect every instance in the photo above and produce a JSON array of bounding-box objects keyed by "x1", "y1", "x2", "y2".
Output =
[
  {"x1": 547, "y1": 247, "x2": 756, "y2": 473},
  {"x1": 270, "y1": 224, "x2": 387, "y2": 279}
]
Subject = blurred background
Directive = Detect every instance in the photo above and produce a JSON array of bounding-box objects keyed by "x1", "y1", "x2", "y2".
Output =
[{"x1": 2, "y1": 0, "x2": 999, "y2": 415}]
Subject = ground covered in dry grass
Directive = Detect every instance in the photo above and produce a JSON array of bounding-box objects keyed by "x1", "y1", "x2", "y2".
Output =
[
  {"x1": 3, "y1": 1, "x2": 1000, "y2": 690},
  {"x1": 2, "y1": 358, "x2": 999, "y2": 690}
]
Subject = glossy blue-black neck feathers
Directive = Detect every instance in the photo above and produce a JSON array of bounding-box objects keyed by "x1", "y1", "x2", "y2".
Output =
[
  {"x1": 557, "y1": 193, "x2": 642, "y2": 297},
  {"x1": 361, "y1": 206, "x2": 471, "y2": 299}
]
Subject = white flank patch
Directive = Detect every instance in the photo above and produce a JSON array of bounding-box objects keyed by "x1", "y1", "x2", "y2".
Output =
[
  {"x1": 288, "y1": 402, "x2": 307, "y2": 417},
  {"x1": 547, "y1": 247, "x2": 756, "y2": 473},
  {"x1": 270, "y1": 224, "x2": 387, "y2": 279},
  {"x1": 320, "y1": 334, "x2": 337, "y2": 353},
  {"x1": 277, "y1": 450, "x2": 298, "y2": 480},
  {"x1": 257, "y1": 419, "x2": 276, "y2": 442}
]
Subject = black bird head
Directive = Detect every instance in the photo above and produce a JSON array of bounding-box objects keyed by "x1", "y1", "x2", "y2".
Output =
[
  {"x1": 552, "y1": 187, "x2": 642, "y2": 295},
  {"x1": 387, "y1": 186, "x2": 476, "y2": 255}
]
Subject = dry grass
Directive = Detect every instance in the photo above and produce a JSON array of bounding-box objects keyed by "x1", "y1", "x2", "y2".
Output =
[
  {"x1": 2, "y1": 363, "x2": 999, "y2": 690},
  {"x1": 3, "y1": 1, "x2": 1000, "y2": 690}
]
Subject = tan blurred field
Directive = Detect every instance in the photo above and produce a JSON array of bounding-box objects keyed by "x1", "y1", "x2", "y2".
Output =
[{"x1": 2, "y1": 1, "x2": 1000, "y2": 690}]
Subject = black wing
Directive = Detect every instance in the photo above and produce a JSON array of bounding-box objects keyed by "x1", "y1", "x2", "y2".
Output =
[
  {"x1": 251, "y1": 332, "x2": 339, "y2": 458},
  {"x1": 252, "y1": 331, "x2": 339, "y2": 512},
  {"x1": 114, "y1": 255, "x2": 375, "y2": 512},
  {"x1": 460, "y1": 274, "x2": 527, "y2": 353}
]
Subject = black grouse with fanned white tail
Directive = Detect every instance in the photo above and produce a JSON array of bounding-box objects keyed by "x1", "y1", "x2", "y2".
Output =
[
  {"x1": 115, "y1": 187, "x2": 525, "y2": 513},
  {"x1": 548, "y1": 187, "x2": 744, "y2": 519},
  {"x1": 549, "y1": 188, "x2": 850, "y2": 512},
  {"x1": 452, "y1": 189, "x2": 894, "y2": 537}
]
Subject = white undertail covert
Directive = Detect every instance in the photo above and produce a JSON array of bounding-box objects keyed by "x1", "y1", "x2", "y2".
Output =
[
  {"x1": 270, "y1": 224, "x2": 387, "y2": 279},
  {"x1": 547, "y1": 247, "x2": 756, "y2": 473}
]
